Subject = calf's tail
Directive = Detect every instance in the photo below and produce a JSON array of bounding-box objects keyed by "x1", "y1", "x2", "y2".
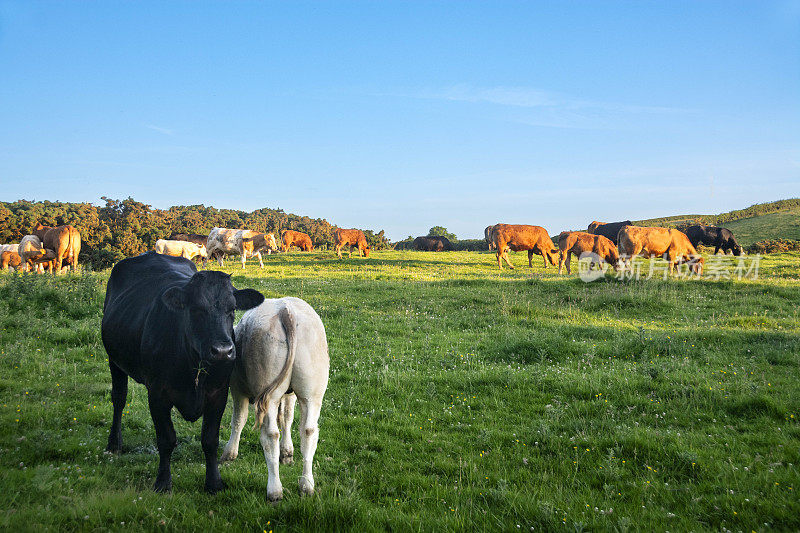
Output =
[{"x1": 253, "y1": 305, "x2": 297, "y2": 429}]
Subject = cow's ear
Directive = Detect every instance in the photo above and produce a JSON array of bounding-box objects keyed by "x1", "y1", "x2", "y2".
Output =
[
  {"x1": 234, "y1": 289, "x2": 264, "y2": 310},
  {"x1": 162, "y1": 287, "x2": 188, "y2": 311}
]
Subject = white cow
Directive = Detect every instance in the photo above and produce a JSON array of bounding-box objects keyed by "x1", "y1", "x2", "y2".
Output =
[
  {"x1": 154, "y1": 239, "x2": 208, "y2": 262},
  {"x1": 206, "y1": 228, "x2": 278, "y2": 269},
  {"x1": 221, "y1": 297, "x2": 329, "y2": 501},
  {"x1": 18, "y1": 235, "x2": 56, "y2": 273}
]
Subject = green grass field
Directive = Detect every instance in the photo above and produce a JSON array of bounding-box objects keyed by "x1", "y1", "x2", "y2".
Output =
[
  {"x1": 1, "y1": 250, "x2": 799, "y2": 531},
  {"x1": 724, "y1": 206, "x2": 800, "y2": 246}
]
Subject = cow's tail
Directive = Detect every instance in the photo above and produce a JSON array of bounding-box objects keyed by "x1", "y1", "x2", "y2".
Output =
[{"x1": 253, "y1": 305, "x2": 296, "y2": 430}]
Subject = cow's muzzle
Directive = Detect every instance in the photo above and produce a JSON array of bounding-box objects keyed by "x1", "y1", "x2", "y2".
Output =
[{"x1": 209, "y1": 343, "x2": 235, "y2": 361}]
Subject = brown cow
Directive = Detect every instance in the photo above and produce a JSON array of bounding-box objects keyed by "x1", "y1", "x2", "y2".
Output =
[
  {"x1": 281, "y1": 230, "x2": 314, "y2": 252},
  {"x1": 558, "y1": 231, "x2": 620, "y2": 275},
  {"x1": 618, "y1": 226, "x2": 704, "y2": 274},
  {"x1": 1, "y1": 250, "x2": 23, "y2": 271},
  {"x1": 491, "y1": 224, "x2": 558, "y2": 270},
  {"x1": 334, "y1": 229, "x2": 370, "y2": 258},
  {"x1": 32, "y1": 223, "x2": 81, "y2": 273}
]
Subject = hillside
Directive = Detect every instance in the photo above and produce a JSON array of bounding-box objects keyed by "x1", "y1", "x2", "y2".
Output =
[{"x1": 634, "y1": 198, "x2": 800, "y2": 246}]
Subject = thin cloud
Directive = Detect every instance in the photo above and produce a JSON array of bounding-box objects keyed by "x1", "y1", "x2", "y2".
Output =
[{"x1": 145, "y1": 124, "x2": 175, "y2": 136}]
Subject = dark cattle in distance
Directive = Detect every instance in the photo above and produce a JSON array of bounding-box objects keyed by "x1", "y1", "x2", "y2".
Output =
[
  {"x1": 101, "y1": 252, "x2": 263, "y2": 493},
  {"x1": 587, "y1": 220, "x2": 632, "y2": 244},
  {"x1": 684, "y1": 225, "x2": 743, "y2": 256},
  {"x1": 168, "y1": 233, "x2": 209, "y2": 248},
  {"x1": 413, "y1": 236, "x2": 453, "y2": 251}
]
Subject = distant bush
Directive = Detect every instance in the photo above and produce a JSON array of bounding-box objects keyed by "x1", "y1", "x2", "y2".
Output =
[
  {"x1": 451, "y1": 239, "x2": 489, "y2": 251},
  {"x1": 746, "y1": 239, "x2": 800, "y2": 254}
]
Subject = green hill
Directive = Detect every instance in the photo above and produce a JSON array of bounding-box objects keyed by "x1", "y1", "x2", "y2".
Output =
[{"x1": 633, "y1": 198, "x2": 800, "y2": 246}]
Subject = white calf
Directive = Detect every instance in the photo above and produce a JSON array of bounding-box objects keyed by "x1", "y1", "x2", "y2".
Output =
[
  {"x1": 154, "y1": 239, "x2": 208, "y2": 262},
  {"x1": 221, "y1": 297, "x2": 329, "y2": 501}
]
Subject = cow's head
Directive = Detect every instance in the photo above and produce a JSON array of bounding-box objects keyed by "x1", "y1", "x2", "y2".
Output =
[
  {"x1": 363, "y1": 246, "x2": 371, "y2": 258},
  {"x1": 676, "y1": 255, "x2": 704, "y2": 275},
  {"x1": 196, "y1": 245, "x2": 209, "y2": 259},
  {"x1": 162, "y1": 272, "x2": 264, "y2": 362}
]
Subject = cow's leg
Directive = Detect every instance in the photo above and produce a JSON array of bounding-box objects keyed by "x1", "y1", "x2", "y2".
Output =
[
  {"x1": 349, "y1": 245, "x2": 354, "y2": 257},
  {"x1": 217, "y1": 252, "x2": 225, "y2": 268},
  {"x1": 201, "y1": 385, "x2": 229, "y2": 493},
  {"x1": 566, "y1": 251, "x2": 573, "y2": 275},
  {"x1": 335, "y1": 243, "x2": 343, "y2": 258},
  {"x1": 279, "y1": 393, "x2": 297, "y2": 465},
  {"x1": 221, "y1": 387, "x2": 249, "y2": 462},
  {"x1": 241, "y1": 250, "x2": 248, "y2": 269},
  {"x1": 259, "y1": 398, "x2": 283, "y2": 501},
  {"x1": 541, "y1": 251, "x2": 548, "y2": 268},
  {"x1": 147, "y1": 392, "x2": 176, "y2": 493},
  {"x1": 256, "y1": 251, "x2": 264, "y2": 268},
  {"x1": 527, "y1": 249, "x2": 534, "y2": 268},
  {"x1": 106, "y1": 361, "x2": 128, "y2": 453},
  {"x1": 297, "y1": 395, "x2": 322, "y2": 495}
]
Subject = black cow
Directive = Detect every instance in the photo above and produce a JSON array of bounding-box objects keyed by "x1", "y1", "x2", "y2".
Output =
[
  {"x1": 413, "y1": 236, "x2": 453, "y2": 251},
  {"x1": 587, "y1": 220, "x2": 632, "y2": 244},
  {"x1": 167, "y1": 233, "x2": 208, "y2": 247},
  {"x1": 101, "y1": 252, "x2": 263, "y2": 493},
  {"x1": 684, "y1": 225, "x2": 743, "y2": 255}
]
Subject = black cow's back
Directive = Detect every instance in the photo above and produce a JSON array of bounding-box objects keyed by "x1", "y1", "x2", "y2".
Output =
[
  {"x1": 102, "y1": 252, "x2": 197, "y2": 382},
  {"x1": 593, "y1": 221, "x2": 631, "y2": 244}
]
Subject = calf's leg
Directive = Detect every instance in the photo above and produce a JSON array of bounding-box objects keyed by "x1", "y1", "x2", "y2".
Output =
[
  {"x1": 259, "y1": 398, "x2": 284, "y2": 501},
  {"x1": 106, "y1": 361, "x2": 128, "y2": 453},
  {"x1": 221, "y1": 387, "x2": 249, "y2": 462},
  {"x1": 527, "y1": 249, "x2": 534, "y2": 268},
  {"x1": 256, "y1": 251, "x2": 264, "y2": 268},
  {"x1": 279, "y1": 393, "x2": 297, "y2": 464},
  {"x1": 297, "y1": 396, "x2": 323, "y2": 495}
]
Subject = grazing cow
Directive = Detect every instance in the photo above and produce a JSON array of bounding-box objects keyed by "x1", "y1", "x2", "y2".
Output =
[
  {"x1": 18, "y1": 235, "x2": 57, "y2": 273},
  {"x1": 155, "y1": 239, "x2": 209, "y2": 262},
  {"x1": 587, "y1": 220, "x2": 632, "y2": 244},
  {"x1": 618, "y1": 226, "x2": 704, "y2": 274},
  {"x1": 221, "y1": 297, "x2": 329, "y2": 501},
  {"x1": 101, "y1": 252, "x2": 263, "y2": 493},
  {"x1": 1, "y1": 250, "x2": 23, "y2": 271},
  {"x1": 206, "y1": 228, "x2": 278, "y2": 269},
  {"x1": 684, "y1": 225, "x2": 743, "y2": 256},
  {"x1": 558, "y1": 231, "x2": 620, "y2": 275},
  {"x1": 413, "y1": 236, "x2": 453, "y2": 251},
  {"x1": 484, "y1": 225, "x2": 496, "y2": 250},
  {"x1": 333, "y1": 229, "x2": 370, "y2": 258},
  {"x1": 32, "y1": 223, "x2": 81, "y2": 273},
  {"x1": 281, "y1": 230, "x2": 314, "y2": 252},
  {"x1": 491, "y1": 224, "x2": 558, "y2": 270}
]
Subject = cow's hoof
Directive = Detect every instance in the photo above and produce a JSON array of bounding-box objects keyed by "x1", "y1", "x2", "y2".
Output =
[
  {"x1": 205, "y1": 479, "x2": 227, "y2": 494},
  {"x1": 153, "y1": 479, "x2": 172, "y2": 493},
  {"x1": 219, "y1": 448, "x2": 238, "y2": 462},
  {"x1": 298, "y1": 476, "x2": 315, "y2": 495},
  {"x1": 267, "y1": 490, "x2": 283, "y2": 502},
  {"x1": 279, "y1": 451, "x2": 294, "y2": 465}
]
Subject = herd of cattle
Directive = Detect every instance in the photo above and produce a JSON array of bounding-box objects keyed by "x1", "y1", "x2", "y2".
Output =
[
  {"x1": 1, "y1": 219, "x2": 742, "y2": 277},
  {"x1": 482, "y1": 221, "x2": 744, "y2": 274}
]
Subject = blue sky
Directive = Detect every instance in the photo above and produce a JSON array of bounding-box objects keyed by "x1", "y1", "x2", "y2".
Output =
[{"x1": 1, "y1": 1, "x2": 798, "y2": 240}]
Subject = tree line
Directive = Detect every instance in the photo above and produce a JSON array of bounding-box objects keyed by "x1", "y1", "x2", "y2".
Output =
[{"x1": 0, "y1": 197, "x2": 391, "y2": 270}]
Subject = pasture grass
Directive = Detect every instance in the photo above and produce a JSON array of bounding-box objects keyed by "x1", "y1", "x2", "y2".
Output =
[
  {"x1": 723, "y1": 206, "x2": 800, "y2": 246},
  {"x1": 1, "y1": 250, "x2": 799, "y2": 531}
]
